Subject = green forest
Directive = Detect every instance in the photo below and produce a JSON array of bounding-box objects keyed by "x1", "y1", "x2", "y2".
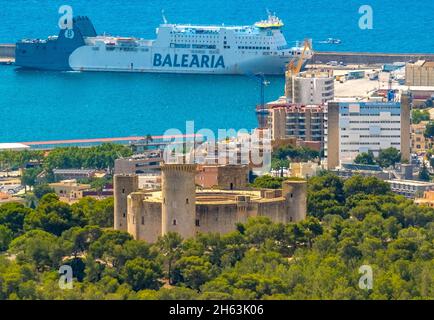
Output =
[
  {"x1": 0, "y1": 173, "x2": 433, "y2": 300},
  {"x1": 0, "y1": 144, "x2": 132, "y2": 185}
]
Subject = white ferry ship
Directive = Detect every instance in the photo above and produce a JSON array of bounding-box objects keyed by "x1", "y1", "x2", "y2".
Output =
[{"x1": 16, "y1": 14, "x2": 313, "y2": 75}]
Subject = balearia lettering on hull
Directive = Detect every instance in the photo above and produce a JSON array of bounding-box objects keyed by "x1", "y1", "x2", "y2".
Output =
[{"x1": 153, "y1": 53, "x2": 225, "y2": 69}]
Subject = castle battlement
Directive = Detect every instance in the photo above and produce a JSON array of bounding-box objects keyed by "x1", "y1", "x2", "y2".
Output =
[{"x1": 161, "y1": 163, "x2": 197, "y2": 173}]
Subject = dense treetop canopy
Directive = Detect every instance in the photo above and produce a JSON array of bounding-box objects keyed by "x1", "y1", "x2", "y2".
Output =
[{"x1": 0, "y1": 174, "x2": 433, "y2": 300}]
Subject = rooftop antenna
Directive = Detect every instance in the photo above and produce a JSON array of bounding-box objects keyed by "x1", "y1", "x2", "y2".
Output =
[{"x1": 162, "y1": 10, "x2": 168, "y2": 24}]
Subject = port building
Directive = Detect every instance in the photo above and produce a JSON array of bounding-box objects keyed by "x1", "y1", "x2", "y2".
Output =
[
  {"x1": 387, "y1": 179, "x2": 434, "y2": 199},
  {"x1": 406, "y1": 60, "x2": 434, "y2": 86},
  {"x1": 0, "y1": 143, "x2": 30, "y2": 151},
  {"x1": 326, "y1": 95, "x2": 411, "y2": 169}
]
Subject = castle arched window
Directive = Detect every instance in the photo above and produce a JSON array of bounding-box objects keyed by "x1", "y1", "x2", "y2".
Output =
[
  {"x1": 195, "y1": 219, "x2": 200, "y2": 227},
  {"x1": 122, "y1": 188, "x2": 125, "y2": 194},
  {"x1": 173, "y1": 219, "x2": 177, "y2": 226},
  {"x1": 186, "y1": 198, "x2": 189, "y2": 204},
  {"x1": 141, "y1": 216, "x2": 145, "y2": 225},
  {"x1": 122, "y1": 212, "x2": 126, "y2": 218}
]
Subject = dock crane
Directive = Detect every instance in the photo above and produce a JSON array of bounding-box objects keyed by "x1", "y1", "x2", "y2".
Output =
[
  {"x1": 245, "y1": 71, "x2": 270, "y2": 108},
  {"x1": 285, "y1": 39, "x2": 312, "y2": 100},
  {"x1": 247, "y1": 72, "x2": 271, "y2": 129}
]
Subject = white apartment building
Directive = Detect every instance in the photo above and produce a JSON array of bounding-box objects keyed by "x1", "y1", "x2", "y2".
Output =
[
  {"x1": 285, "y1": 70, "x2": 334, "y2": 105},
  {"x1": 326, "y1": 98, "x2": 411, "y2": 169}
]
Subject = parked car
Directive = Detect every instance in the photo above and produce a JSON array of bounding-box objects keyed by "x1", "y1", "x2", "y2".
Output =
[{"x1": 327, "y1": 61, "x2": 339, "y2": 66}]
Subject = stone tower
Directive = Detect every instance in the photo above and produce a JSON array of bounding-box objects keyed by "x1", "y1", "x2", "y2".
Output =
[
  {"x1": 161, "y1": 164, "x2": 197, "y2": 239},
  {"x1": 114, "y1": 174, "x2": 138, "y2": 231},
  {"x1": 282, "y1": 180, "x2": 307, "y2": 222}
]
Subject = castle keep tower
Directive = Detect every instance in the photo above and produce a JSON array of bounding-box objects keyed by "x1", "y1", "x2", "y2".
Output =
[
  {"x1": 114, "y1": 174, "x2": 138, "y2": 231},
  {"x1": 282, "y1": 180, "x2": 307, "y2": 222},
  {"x1": 161, "y1": 164, "x2": 197, "y2": 239}
]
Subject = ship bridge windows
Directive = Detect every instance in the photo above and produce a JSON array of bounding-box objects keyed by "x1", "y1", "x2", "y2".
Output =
[
  {"x1": 105, "y1": 46, "x2": 140, "y2": 52},
  {"x1": 192, "y1": 44, "x2": 216, "y2": 49},
  {"x1": 238, "y1": 46, "x2": 269, "y2": 50},
  {"x1": 171, "y1": 43, "x2": 191, "y2": 48},
  {"x1": 119, "y1": 47, "x2": 138, "y2": 52}
]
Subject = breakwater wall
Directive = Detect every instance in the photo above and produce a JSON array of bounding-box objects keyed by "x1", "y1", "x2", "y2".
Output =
[{"x1": 312, "y1": 51, "x2": 434, "y2": 65}]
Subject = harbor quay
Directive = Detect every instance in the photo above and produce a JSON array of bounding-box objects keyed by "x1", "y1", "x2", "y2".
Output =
[
  {"x1": 3, "y1": 42, "x2": 434, "y2": 66},
  {"x1": 1, "y1": 134, "x2": 203, "y2": 151}
]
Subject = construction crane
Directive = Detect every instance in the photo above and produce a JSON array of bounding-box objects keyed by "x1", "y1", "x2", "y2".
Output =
[
  {"x1": 256, "y1": 73, "x2": 270, "y2": 108},
  {"x1": 285, "y1": 39, "x2": 312, "y2": 78},
  {"x1": 285, "y1": 39, "x2": 312, "y2": 99}
]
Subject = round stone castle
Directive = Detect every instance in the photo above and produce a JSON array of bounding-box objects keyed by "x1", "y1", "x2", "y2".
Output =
[{"x1": 114, "y1": 164, "x2": 307, "y2": 243}]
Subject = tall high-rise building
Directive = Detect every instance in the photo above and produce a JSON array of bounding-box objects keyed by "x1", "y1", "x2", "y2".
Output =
[
  {"x1": 326, "y1": 94, "x2": 411, "y2": 169},
  {"x1": 267, "y1": 100, "x2": 327, "y2": 151},
  {"x1": 406, "y1": 60, "x2": 434, "y2": 86},
  {"x1": 285, "y1": 69, "x2": 335, "y2": 105}
]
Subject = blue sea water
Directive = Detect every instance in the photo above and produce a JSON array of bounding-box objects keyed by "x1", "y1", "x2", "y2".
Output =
[{"x1": 0, "y1": 0, "x2": 433, "y2": 143}]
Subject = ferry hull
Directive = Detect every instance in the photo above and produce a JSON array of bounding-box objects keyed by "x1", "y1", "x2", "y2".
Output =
[
  {"x1": 15, "y1": 15, "x2": 313, "y2": 75},
  {"x1": 69, "y1": 47, "x2": 299, "y2": 75},
  {"x1": 15, "y1": 16, "x2": 96, "y2": 71}
]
